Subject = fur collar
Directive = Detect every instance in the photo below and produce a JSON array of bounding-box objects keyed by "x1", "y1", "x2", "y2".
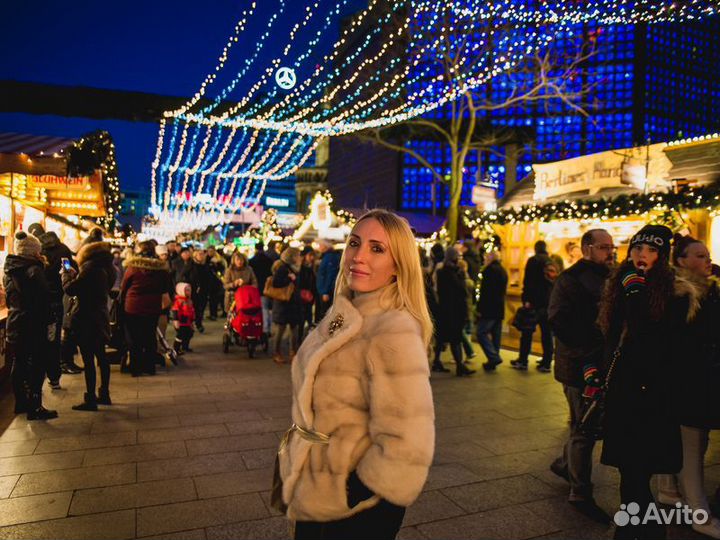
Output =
[
  {"x1": 76, "y1": 241, "x2": 112, "y2": 266},
  {"x1": 123, "y1": 255, "x2": 169, "y2": 271},
  {"x1": 673, "y1": 269, "x2": 704, "y2": 322}
]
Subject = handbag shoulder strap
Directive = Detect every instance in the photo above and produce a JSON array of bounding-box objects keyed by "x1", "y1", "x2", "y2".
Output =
[{"x1": 602, "y1": 327, "x2": 627, "y2": 390}]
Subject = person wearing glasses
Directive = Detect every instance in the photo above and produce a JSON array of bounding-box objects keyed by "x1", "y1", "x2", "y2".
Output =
[{"x1": 547, "y1": 229, "x2": 615, "y2": 523}]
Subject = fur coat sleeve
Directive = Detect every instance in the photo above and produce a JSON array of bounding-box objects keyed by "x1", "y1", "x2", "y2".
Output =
[{"x1": 355, "y1": 315, "x2": 435, "y2": 506}]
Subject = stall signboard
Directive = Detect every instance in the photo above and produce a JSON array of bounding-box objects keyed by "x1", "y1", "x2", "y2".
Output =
[
  {"x1": 28, "y1": 174, "x2": 90, "y2": 190},
  {"x1": 532, "y1": 143, "x2": 672, "y2": 202}
]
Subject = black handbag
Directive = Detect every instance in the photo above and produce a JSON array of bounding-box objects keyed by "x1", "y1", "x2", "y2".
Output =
[
  {"x1": 578, "y1": 345, "x2": 621, "y2": 441},
  {"x1": 511, "y1": 306, "x2": 538, "y2": 332}
]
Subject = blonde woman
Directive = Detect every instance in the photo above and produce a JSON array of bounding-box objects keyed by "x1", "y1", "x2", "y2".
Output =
[
  {"x1": 223, "y1": 251, "x2": 258, "y2": 313},
  {"x1": 276, "y1": 209, "x2": 435, "y2": 539}
]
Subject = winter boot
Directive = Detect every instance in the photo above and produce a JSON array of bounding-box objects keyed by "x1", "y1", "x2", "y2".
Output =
[
  {"x1": 97, "y1": 387, "x2": 112, "y2": 406},
  {"x1": 456, "y1": 364, "x2": 476, "y2": 377},
  {"x1": 72, "y1": 393, "x2": 98, "y2": 412},
  {"x1": 27, "y1": 392, "x2": 58, "y2": 420}
]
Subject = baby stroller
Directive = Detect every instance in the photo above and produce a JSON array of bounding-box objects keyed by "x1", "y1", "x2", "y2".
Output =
[{"x1": 223, "y1": 285, "x2": 267, "y2": 357}]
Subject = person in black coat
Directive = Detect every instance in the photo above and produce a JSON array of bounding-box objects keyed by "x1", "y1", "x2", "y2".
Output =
[
  {"x1": 3, "y1": 232, "x2": 57, "y2": 420},
  {"x1": 547, "y1": 229, "x2": 614, "y2": 523},
  {"x1": 171, "y1": 247, "x2": 192, "y2": 285},
  {"x1": 513, "y1": 240, "x2": 555, "y2": 371},
  {"x1": 181, "y1": 250, "x2": 215, "y2": 333},
  {"x1": 250, "y1": 240, "x2": 274, "y2": 336},
  {"x1": 597, "y1": 225, "x2": 700, "y2": 540},
  {"x1": 28, "y1": 224, "x2": 84, "y2": 380},
  {"x1": 62, "y1": 240, "x2": 116, "y2": 411},
  {"x1": 656, "y1": 236, "x2": 720, "y2": 538},
  {"x1": 436, "y1": 247, "x2": 475, "y2": 376},
  {"x1": 270, "y1": 247, "x2": 303, "y2": 364},
  {"x1": 476, "y1": 250, "x2": 508, "y2": 371}
]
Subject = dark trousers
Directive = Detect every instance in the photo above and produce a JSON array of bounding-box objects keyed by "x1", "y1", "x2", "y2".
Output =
[
  {"x1": 125, "y1": 314, "x2": 159, "y2": 375},
  {"x1": 295, "y1": 499, "x2": 406, "y2": 540},
  {"x1": 300, "y1": 303, "x2": 314, "y2": 341},
  {"x1": 519, "y1": 310, "x2": 554, "y2": 366},
  {"x1": 476, "y1": 317, "x2": 503, "y2": 365},
  {"x1": 552, "y1": 385, "x2": 596, "y2": 500},
  {"x1": 176, "y1": 326, "x2": 193, "y2": 350},
  {"x1": 193, "y1": 293, "x2": 208, "y2": 328},
  {"x1": 44, "y1": 302, "x2": 63, "y2": 383},
  {"x1": 208, "y1": 289, "x2": 222, "y2": 318},
  {"x1": 78, "y1": 336, "x2": 109, "y2": 400},
  {"x1": 614, "y1": 469, "x2": 665, "y2": 540},
  {"x1": 315, "y1": 296, "x2": 332, "y2": 323},
  {"x1": 9, "y1": 341, "x2": 46, "y2": 411},
  {"x1": 61, "y1": 329, "x2": 78, "y2": 366}
]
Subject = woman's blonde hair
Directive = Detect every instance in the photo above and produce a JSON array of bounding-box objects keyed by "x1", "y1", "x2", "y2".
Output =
[{"x1": 334, "y1": 209, "x2": 433, "y2": 347}]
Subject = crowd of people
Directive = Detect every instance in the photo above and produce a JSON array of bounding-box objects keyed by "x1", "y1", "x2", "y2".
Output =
[{"x1": 4, "y1": 213, "x2": 720, "y2": 540}]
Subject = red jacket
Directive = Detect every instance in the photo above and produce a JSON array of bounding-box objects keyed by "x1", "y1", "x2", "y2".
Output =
[{"x1": 171, "y1": 296, "x2": 195, "y2": 327}]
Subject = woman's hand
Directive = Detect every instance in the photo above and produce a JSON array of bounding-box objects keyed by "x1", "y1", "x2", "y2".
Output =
[{"x1": 620, "y1": 269, "x2": 646, "y2": 296}]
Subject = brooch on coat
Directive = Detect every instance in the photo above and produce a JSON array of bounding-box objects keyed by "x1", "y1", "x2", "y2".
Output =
[{"x1": 328, "y1": 314, "x2": 345, "y2": 337}]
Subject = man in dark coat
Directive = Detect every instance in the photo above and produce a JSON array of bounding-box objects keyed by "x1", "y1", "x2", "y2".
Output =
[
  {"x1": 459, "y1": 241, "x2": 482, "y2": 283},
  {"x1": 250, "y1": 240, "x2": 275, "y2": 337},
  {"x1": 547, "y1": 229, "x2": 614, "y2": 523},
  {"x1": 4, "y1": 231, "x2": 57, "y2": 420},
  {"x1": 316, "y1": 239, "x2": 341, "y2": 322},
  {"x1": 476, "y1": 251, "x2": 508, "y2": 371},
  {"x1": 171, "y1": 247, "x2": 192, "y2": 285},
  {"x1": 512, "y1": 240, "x2": 555, "y2": 371},
  {"x1": 28, "y1": 223, "x2": 83, "y2": 378}
]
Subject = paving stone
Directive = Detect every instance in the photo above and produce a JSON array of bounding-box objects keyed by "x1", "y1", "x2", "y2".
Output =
[
  {"x1": 139, "y1": 402, "x2": 218, "y2": 419},
  {"x1": 397, "y1": 526, "x2": 428, "y2": 540},
  {"x1": 0, "y1": 450, "x2": 85, "y2": 476},
  {"x1": 0, "y1": 439, "x2": 38, "y2": 458},
  {"x1": 0, "y1": 422, "x2": 93, "y2": 442},
  {"x1": 136, "y1": 493, "x2": 269, "y2": 537},
  {"x1": 433, "y1": 442, "x2": 494, "y2": 465},
  {"x1": 70, "y1": 477, "x2": 197, "y2": 514},
  {"x1": 472, "y1": 431, "x2": 565, "y2": 456},
  {"x1": 0, "y1": 475, "x2": 19, "y2": 498},
  {"x1": 11, "y1": 462, "x2": 136, "y2": 497},
  {"x1": 461, "y1": 449, "x2": 559, "y2": 482},
  {"x1": 403, "y1": 490, "x2": 466, "y2": 526},
  {"x1": 83, "y1": 441, "x2": 188, "y2": 467},
  {"x1": 137, "y1": 452, "x2": 247, "y2": 482},
  {"x1": 185, "y1": 433, "x2": 279, "y2": 456},
  {"x1": 225, "y1": 418, "x2": 291, "y2": 436},
  {"x1": 422, "y1": 463, "x2": 484, "y2": 491},
  {"x1": 90, "y1": 416, "x2": 182, "y2": 435},
  {"x1": 0, "y1": 491, "x2": 73, "y2": 526},
  {"x1": 417, "y1": 505, "x2": 561, "y2": 539},
  {"x1": 34, "y1": 431, "x2": 137, "y2": 454},
  {"x1": 0, "y1": 509, "x2": 136, "y2": 539},
  {"x1": 138, "y1": 424, "x2": 229, "y2": 444},
  {"x1": 178, "y1": 410, "x2": 263, "y2": 427},
  {"x1": 441, "y1": 474, "x2": 558, "y2": 513},
  {"x1": 194, "y1": 467, "x2": 273, "y2": 498},
  {"x1": 140, "y1": 530, "x2": 207, "y2": 540},
  {"x1": 259, "y1": 406, "x2": 292, "y2": 420},
  {"x1": 206, "y1": 516, "x2": 291, "y2": 540},
  {"x1": 241, "y1": 448, "x2": 277, "y2": 470}
]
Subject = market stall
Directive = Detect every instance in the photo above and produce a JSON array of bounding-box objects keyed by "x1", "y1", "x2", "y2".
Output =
[
  {"x1": 0, "y1": 131, "x2": 119, "y2": 384},
  {"x1": 464, "y1": 133, "x2": 720, "y2": 353}
]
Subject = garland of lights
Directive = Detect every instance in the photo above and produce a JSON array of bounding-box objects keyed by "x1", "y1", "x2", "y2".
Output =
[
  {"x1": 462, "y1": 185, "x2": 720, "y2": 234},
  {"x1": 66, "y1": 130, "x2": 121, "y2": 231},
  {"x1": 149, "y1": 0, "x2": 718, "y2": 231}
]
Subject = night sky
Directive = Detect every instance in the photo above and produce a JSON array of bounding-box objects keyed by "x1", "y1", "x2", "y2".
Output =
[{"x1": 0, "y1": 0, "x2": 366, "y2": 192}]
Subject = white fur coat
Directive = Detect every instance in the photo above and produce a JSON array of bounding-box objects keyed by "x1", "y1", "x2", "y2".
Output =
[{"x1": 279, "y1": 287, "x2": 435, "y2": 522}]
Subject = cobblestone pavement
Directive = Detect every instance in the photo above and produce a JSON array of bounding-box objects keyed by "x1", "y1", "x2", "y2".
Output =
[{"x1": 1, "y1": 319, "x2": 719, "y2": 539}]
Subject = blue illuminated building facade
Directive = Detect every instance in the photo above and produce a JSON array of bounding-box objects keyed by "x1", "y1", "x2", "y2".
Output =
[{"x1": 401, "y1": 20, "x2": 720, "y2": 212}]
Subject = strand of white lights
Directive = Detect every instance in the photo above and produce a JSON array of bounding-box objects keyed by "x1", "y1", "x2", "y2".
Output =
[
  {"x1": 150, "y1": 119, "x2": 167, "y2": 208},
  {"x1": 167, "y1": 2, "x2": 258, "y2": 117},
  {"x1": 190, "y1": 127, "x2": 247, "y2": 209}
]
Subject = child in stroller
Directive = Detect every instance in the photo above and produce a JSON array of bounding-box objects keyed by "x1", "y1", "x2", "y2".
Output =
[
  {"x1": 223, "y1": 285, "x2": 267, "y2": 357},
  {"x1": 171, "y1": 282, "x2": 195, "y2": 354}
]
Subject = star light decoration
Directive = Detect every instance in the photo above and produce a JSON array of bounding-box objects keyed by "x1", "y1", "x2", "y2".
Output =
[{"x1": 149, "y1": 0, "x2": 719, "y2": 232}]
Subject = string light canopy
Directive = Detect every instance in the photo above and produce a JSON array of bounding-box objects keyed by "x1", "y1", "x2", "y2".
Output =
[{"x1": 149, "y1": 0, "x2": 719, "y2": 232}]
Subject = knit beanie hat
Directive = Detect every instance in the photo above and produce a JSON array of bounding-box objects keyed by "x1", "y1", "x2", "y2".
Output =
[
  {"x1": 155, "y1": 244, "x2": 168, "y2": 257},
  {"x1": 629, "y1": 224, "x2": 673, "y2": 259},
  {"x1": 444, "y1": 246, "x2": 459, "y2": 265},
  {"x1": 13, "y1": 231, "x2": 42, "y2": 258},
  {"x1": 27, "y1": 223, "x2": 45, "y2": 238}
]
